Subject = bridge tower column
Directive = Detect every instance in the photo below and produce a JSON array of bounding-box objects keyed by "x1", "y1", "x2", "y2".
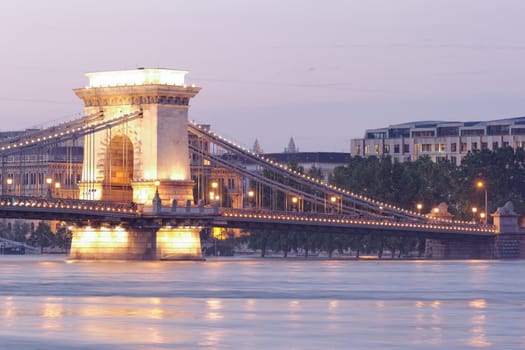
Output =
[
  {"x1": 74, "y1": 68, "x2": 200, "y2": 206},
  {"x1": 72, "y1": 68, "x2": 204, "y2": 260}
]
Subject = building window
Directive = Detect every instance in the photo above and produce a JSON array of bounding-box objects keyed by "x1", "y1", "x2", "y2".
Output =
[
  {"x1": 461, "y1": 129, "x2": 485, "y2": 136},
  {"x1": 461, "y1": 143, "x2": 468, "y2": 152},
  {"x1": 365, "y1": 145, "x2": 370, "y2": 155},
  {"x1": 437, "y1": 127, "x2": 459, "y2": 137},
  {"x1": 481, "y1": 142, "x2": 488, "y2": 150},
  {"x1": 412, "y1": 130, "x2": 435, "y2": 137},
  {"x1": 354, "y1": 144, "x2": 361, "y2": 155},
  {"x1": 403, "y1": 144, "x2": 410, "y2": 153},
  {"x1": 366, "y1": 132, "x2": 387, "y2": 139},
  {"x1": 394, "y1": 144, "x2": 400, "y2": 154},
  {"x1": 511, "y1": 128, "x2": 525, "y2": 135},
  {"x1": 492, "y1": 141, "x2": 498, "y2": 150},
  {"x1": 471, "y1": 142, "x2": 478, "y2": 150},
  {"x1": 503, "y1": 141, "x2": 509, "y2": 148},
  {"x1": 451, "y1": 143, "x2": 457, "y2": 152},
  {"x1": 374, "y1": 144, "x2": 380, "y2": 155},
  {"x1": 439, "y1": 144, "x2": 446, "y2": 152},
  {"x1": 421, "y1": 144, "x2": 432, "y2": 152},
  {"x1": 383, "y1": 144, "x2": 390, "y2": 153},
  {"x1": 450, "y1": 156, "x2": 457, "y2": 165},
  {"x1": 487, "y1": 125, "x2": 509, "y2": 135}
]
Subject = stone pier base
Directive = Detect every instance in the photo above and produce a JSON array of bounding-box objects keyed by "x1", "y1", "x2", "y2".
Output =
[
  {"x1": 425, "y1": 237, "x2": 494, "y2": 259},
  {"x1": 70, "y1": 226, "x2": 203, "y2": 260},
  {"x1": 156, "y1": 227, "x2": 203, "y2": 260},
  {"x1": 495, "y1": 233, "x2": 525, "y2": 259}
]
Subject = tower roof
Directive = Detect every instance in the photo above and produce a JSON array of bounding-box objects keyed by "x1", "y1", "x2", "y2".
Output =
[{"x1": 86, "y1": 68, "x2": 189, "y2": 88}]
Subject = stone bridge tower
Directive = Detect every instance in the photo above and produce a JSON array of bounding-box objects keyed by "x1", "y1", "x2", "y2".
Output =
[{"x1": 74, "y1": 68, "x2": 200, "y2": 206}]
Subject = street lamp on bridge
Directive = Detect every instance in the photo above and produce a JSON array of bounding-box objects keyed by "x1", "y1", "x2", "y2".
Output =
[
  {"x1": 55, "y1": 182, "x2": 61, "y2": 198},
  {"x1": 330, "y1": 195, "x2": 342, "y2": 214},
  {"x1": 46, "y1": 177, "x2": 53, "y2": 198},
  {"x1": 6, "y1": 178, "x2": 13, "y2": 195},
  {"x1": 471, "y1": 207, "x2": 478, "y2": 223},
  {"x1": 476, "y1": 180, "x2": 488, "y2": 225},
  {"x1": 416, "y1": 203, "x2": 423, "y2": 215},
  {"x1": 247, "y1": 189, "x2": 255, "y2": 208}
]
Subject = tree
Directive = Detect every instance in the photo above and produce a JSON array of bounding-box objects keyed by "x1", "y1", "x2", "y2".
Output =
[{"x1": 28, "y1": 222, "x2": 54, "y2": 254}]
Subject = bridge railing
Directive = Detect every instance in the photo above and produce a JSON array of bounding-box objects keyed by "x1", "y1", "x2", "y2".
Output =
[{"x1": 0, "y1": 195, "x2": 137, "y2": 214}]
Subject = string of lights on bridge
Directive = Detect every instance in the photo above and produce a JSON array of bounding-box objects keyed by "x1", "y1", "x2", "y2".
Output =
[
  {"x1": 0, "y1": 111, "x2": 140, "y2": 153},
  {"x1": 189, "y1": 121, "x2": 482, "y2": 228},
  {"x1": 221, "y1": 211, "x2": 496, "y2": 234}
]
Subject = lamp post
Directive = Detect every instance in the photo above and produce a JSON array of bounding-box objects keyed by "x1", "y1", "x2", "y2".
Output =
[
  {"x1": 247, "y1": 189, "x2": 254, "y2": 208},
  {"x1": 291, "y1": 196, "x2": 298, "y2": 212},
  {"x1": 211, "y1": 181, "x2": 219, "y2": 206},
  {"x1": 46, "y1": 177, "x2": 53, "y2": 198},
  {"x1": 55, "y1": 182, "x2": 61, "y2": 198},
  {"x1": 471, "y1": 207, "x2": 478, "y2": 223},
  {"x1": 330, "y1": 196, "x2": 336, "y2": 214},
  {"x1": 416, "y1": 203, "x2": 423, "y2": 215},
  {"x1": 330, "y1": 195, "x2": 342, "y2": 214},
  {"x1": 476, "y1": 181, "x2": 488, "y2": 225},
  {"x1": 6, "y1": 178, "x2": 13, "y2": 195}
]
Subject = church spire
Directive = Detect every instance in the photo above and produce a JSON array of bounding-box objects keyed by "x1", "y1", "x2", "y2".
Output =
[
  {"x1": 284, "y1": 137, "x2": 298, "y2": 153},
  {"x1": 252, "y1": 139, "x2": 263, "y2": 154}
]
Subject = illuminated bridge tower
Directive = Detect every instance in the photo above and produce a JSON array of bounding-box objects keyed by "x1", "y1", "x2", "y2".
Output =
[
  {"x1": 74, "y1": 68, "x2": 200, "y2": 206},
  {"x1": 70, "y1": 68, "x2": 203, "y2": 260}
]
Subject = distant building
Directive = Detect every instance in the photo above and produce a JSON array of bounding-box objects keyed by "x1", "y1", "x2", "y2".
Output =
[
  {"x1": 252, "y1": 139, "x2": 263, "y2": 154},
  {"x1": 284, "y1": 137, "x2": 298, "y2": 153},
  {"x1": 0, "y1": 130, "x2": 82, "y2": 198},
  {"x1": 351, "y1": 117, "x2": 525, "y2": 165}
]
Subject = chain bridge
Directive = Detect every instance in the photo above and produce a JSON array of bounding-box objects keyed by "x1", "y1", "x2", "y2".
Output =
[{"x1": 0, "y1": 68, "x2": 518, "y2": 260}]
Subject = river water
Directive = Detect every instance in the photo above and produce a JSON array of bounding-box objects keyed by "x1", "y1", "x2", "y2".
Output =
[{"x1": 0, "y1": 255, "x2": 524, "y2": 349}]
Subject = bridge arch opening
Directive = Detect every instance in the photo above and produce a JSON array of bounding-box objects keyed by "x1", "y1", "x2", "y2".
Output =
[{"x1": 103, "y1": 134, "x2": 134, "y2": 201}]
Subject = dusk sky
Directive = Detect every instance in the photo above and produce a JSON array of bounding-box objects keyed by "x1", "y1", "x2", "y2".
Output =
[{"x1": 2, "y1": 0, "x2": 525, "y2": 152}]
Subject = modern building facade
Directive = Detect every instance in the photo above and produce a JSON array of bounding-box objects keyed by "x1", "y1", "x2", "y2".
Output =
[{"x1": 351, "y1": 117, "x2": 525, "y2": 165}]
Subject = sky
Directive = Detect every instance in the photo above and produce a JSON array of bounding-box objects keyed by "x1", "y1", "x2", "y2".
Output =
[{"x1": 1, "y1": 0, "x2": 525, "y2": 153}]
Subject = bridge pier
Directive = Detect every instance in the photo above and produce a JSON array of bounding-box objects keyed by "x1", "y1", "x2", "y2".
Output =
[
  {"x1": 70, "y1": 226, "x2": 203, "y2": 260},
  {"x1": 492, "y1": 202, "x2": 525, "y2": 259},
  {"x1": 424, "y1": 237, "x2": 495, "y2": 259}
]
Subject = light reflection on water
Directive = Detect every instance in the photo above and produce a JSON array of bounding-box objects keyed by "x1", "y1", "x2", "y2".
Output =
[{"x1": 0, "y1": 256, "x2": 524, "y2": 349}]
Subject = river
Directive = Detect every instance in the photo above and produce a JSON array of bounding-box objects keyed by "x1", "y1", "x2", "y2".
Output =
[{"x1": 0, "y1": 255, "x2": 524, "y2": 349}]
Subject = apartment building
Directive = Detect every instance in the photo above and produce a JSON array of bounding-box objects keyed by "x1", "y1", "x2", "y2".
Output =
[{"x1": 351, "y1": 117, "x2": 525, "y2": 165}]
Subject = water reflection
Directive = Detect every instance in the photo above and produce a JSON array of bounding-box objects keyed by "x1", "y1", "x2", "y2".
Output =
[
  {"x1": 467, "y1": 299, "x2": 491, "y2": 347},
  {"x1": 42, "y1": 298, "x2": 64, "y2": 330},
  {"x1": 206, "y1": 299, "x2": 223, "y2": 320}
]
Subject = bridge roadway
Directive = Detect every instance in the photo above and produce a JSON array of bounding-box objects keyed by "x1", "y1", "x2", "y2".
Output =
[{"x1": 0, "y1": 196, "x2": 496, "y2": 239}]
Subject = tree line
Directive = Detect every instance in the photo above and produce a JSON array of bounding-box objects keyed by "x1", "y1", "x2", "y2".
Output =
[{"x1": 0, "y1": 221, "x2": 71, "y2": 253}]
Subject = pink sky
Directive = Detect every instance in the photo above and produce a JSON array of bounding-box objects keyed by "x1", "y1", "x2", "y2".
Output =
[{"x1": 1, "y1": 0, "x2": 525, "y2": 152}]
